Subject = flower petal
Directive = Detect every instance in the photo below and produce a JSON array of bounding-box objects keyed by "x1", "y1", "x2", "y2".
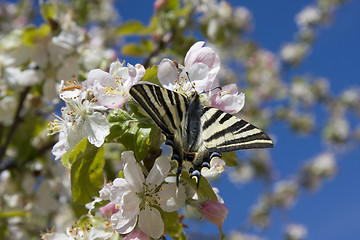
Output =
[
  {"x1": 184, "y1": 41, "x2": 205, "y2": 67},
  {"x1": 158, "y1": 183, "x2": 186, "y2": 212},
  {"x1": 158, "y1": 58, "x2": 179, "y2": 87},
  {"x1": 123, "y1": 151, "x2": 145, "y2": 192},
  {"x1": 121, "y1": 191, "x2": 141, "y2": 218},
  {"x1": 185, "y1": 41, "x2": 220, "y2": 70},
  {"x1": 123, "y1": 228, "x2": 149, "y2": 240},
  {"x1": 146, "y1": 155, "x2": 171, "y2": 187},
  {"x1": 201, "y1": 200, "x2": 229, "y2": 229},
  {"x1": 209, "y1": 84, "x2": 245, "y2": 114},
  {"x1": 83, "y1": 112, "x2": 110, "y2": 147},
  {"x1": 87, "y1": 69, "x2": 115, "y2": 88},
  {"x1": 110, "y1": 178, "x2": 130, "y2": 205},
  {"x1": 111, "y1": 212, "x2": 137, "y2": 235},
  {"x1": 100, "y1": 202, "x2": 119, "y2": 219},
  {"x1": 138, "y1": 207, "x2": 164, "y2": 239}
]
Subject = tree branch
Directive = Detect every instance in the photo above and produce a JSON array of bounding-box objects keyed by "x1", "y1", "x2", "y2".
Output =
[{"x1": 0, "y1": 87, "x2": 31, "y2": 163}]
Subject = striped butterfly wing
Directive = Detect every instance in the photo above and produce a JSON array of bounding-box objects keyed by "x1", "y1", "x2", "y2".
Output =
[
  {"x1": 201, "y1": 106, "x2": 273, "y2": 152},
  {"x1": 129, "y1": 83, "x2": 188, "y2": 143}
]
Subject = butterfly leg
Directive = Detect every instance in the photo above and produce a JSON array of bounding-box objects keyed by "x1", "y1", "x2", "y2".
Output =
[
  {"x1": 190, "y1": 169, "x2": 201, "y2": 188},
  {"x1": 171, "y1": 153, "x2": 182, "y2": 186}
]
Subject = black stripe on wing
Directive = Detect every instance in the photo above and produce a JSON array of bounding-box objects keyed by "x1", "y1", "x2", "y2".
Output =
[
  {"x1": 130, "y1": 84, "x2": 188, "y2": 138},
  {"x1": 201, "y1": 107, "x2": 273, "y2": 152}
]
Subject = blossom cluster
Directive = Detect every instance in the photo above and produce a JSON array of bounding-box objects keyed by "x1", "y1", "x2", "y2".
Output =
[{"x1": 45, "y1": 41, "x2": 241, "y2": 239}]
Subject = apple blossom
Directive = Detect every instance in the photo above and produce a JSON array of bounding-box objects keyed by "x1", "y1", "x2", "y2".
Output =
[
  {"x1": 99, "y1": 151, "x2": 186, "y2": 239},
  {"x1": 209, "y1": 83, "x2": 245, "y2": 114},
  {"x1": 123, "y1": 228, "x2": 149, "y2": 240},
  {"x1": 49, "y1": 82, "x2": 110, "y2": 159},
  {"x1": 87, "y1": 61, "x2": 145, "y2": 109},
  {"x1": 157, "y1": 42, "x2": 246, "y2": 115},
  {"x1": 158, "y1": 41, "x2": 220, "y2": 95},
  {"x1": 201, "y1": 158, "x2": 225, "y2": 179},
  {"x1": 99, "y1": 202, "x2": 119, "y2": 219},
  {"x1": 285, "y1": 224, "x2": 308, "y2": 240},
  {"x1": 200, "y1": 200, "x2": 229, "y2": 229},
  {"x1": 295, "y1": 6, "x2": 322, "y2": 28}
]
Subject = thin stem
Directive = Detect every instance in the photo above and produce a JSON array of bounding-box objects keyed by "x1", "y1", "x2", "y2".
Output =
[
  {"x1": 0, "y1": 87, "x2": 31, "y2": 162},
  {"x1": 142, "y1": 39, "x2": 166, "y2": 69}
]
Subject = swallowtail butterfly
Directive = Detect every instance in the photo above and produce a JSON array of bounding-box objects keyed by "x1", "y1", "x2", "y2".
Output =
[{"x1": 130, "y1": 83, "x2": 273, "y2": 186}]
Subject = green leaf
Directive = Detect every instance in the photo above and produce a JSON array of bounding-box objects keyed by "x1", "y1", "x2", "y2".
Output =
[
  {"x1": 21, "y1": 25, "x2": 50, "y2": 46},
  {"x1": 135, "y1": 125, "x2": 152, "y2": 161},
  {"x1": 70, "y1": 138, "x2": 104, "y2": 204},
  {"x1": 163, "y1": 211, "x2": 187, "y2": 240},
  {"x1": 173, "y1": 3, "x2": 192, "y2": 17},
  {"x1": 108, "y1": 108, "x2": 132, "y2": 123},
  {"x1": 182, "y1": 172, "x2": 217, "y2": 201},
  {"x1": 117, "y1": 20, "x2": 146, "y2": 35},
  {"x1": 108, "y1": 108, "x2": 161, "y2": 162},
  {"x1": 40, "y1": 2, "x2": 57, "y2": 21},
  {"x1": 61, "y1": 152, "x2": 71, "y2": 168},
  {"x1": 222, "y1": 151, "x2": 238, "y2": 167},
  {"x1": 167, "y1": 0, "x2": 179, "y2": 10},
  {"x1": 121, "y1": 43, "x2": 146, "y2": 57},
  {"x1": 141, "y1": 65, "x2": 160, "y2": 85}
]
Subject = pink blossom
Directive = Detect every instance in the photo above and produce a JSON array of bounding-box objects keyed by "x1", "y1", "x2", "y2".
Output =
[
  {"x1": 86, "y1": 62, "x2": 145, "y2": 109},
  {"x1": 209, "y1": 83, "x2": 245, "y2": 114},
  {"x1": 184, "y1": 41, "x2": 220, "y2": 71},
  {"x1": 123, "y1": 228, "x2": 149, "y2": 240},
  {"x1": 157, "y1": 42, "x2": 221, "y2": 94},
  {"x1": 154, "y1": 0, "x2": 168, "y2": 11},
  {"x1": 200, "y1": 200, "x2": 229, "y2": 229},
  {"x1": 100, "y1": 202, "x2": 119, "y2": 219}
]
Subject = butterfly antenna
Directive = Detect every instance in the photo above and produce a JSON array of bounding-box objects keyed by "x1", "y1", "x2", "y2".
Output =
[{"x1": 185, "y1": 71, "x2": 197, "y2": 93}]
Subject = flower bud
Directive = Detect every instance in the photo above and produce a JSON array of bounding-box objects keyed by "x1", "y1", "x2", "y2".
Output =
[
  {"x1": 99, "y1": 202, "x2": 118, "y2": 219},
  {"x1": 123, "y1": 228, "x2": 149, "y2": 240},
  {"x1": 200, "y1": 200, "x2": 229, "y2": 229}
]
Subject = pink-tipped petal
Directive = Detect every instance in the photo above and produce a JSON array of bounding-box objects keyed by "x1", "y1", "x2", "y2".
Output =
[{"x1": 201, "y1": 200, "x2": 229, "y2": 229}]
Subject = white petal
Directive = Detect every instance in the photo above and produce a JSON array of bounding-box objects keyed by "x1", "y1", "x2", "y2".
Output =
[
  {"x1": 51, "y1": 131, "x2": 67, "y2": 160},
  {"x1": 110, "y1": 178, "x2": 130, "y2": 205},
  {"x1": 84, "y1": 112, "x2": 110, "y2": 147},
  {"x1": 158, "y1": 183, "x2": 186, "y2": 212},
  {"x1": 146, "y1": 156, "x2": 171, "y2": 187},
  {"x1": 184, "y1": 41, "x2": 205, "y2": 67},
  {"x1": 111, "y1": 212, "x2": 137, "y2": 235},
  {"x1": 157, "y1": 58, "x2": 179, "y2": 87},
  {"x1": 201, "y1": 158, "x2": 225, "y2": 178},
  {"x1": 121, "y1": 191, "x2": 141, "y2": 218},
  {"x1": 87, "y1": 69, "x2": 114, "y2": 87},
  {"x1": 123, "y1": 151, "x2": 145, "y2": 192},
  {"x1": 138, "y1": 207, "x2": 164, "y2": 239}
]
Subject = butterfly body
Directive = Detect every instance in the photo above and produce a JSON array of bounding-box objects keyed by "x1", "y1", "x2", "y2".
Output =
[{"x1": 129, "y1": 83, "x2": 273, "y2": 185}]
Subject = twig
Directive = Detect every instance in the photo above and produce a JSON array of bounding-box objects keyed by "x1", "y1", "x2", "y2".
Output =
[
  {"x1": 142, "y1": 39, "x2": 166, "y2": 69},
  {"x1": 0, "y1": 87, "x2": 31, "y2": 162}
]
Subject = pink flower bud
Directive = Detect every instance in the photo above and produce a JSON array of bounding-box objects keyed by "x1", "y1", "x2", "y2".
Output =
[
  {"x1": 123, "y1": 228, "x2": 149, "y2": 240},
  {"x1": 154, "y1": 0, "x2": 168, "y2": 11},
  {"x1": 200, "y1": 200, "x2": 229, "y2": 229},
  {"x1": 99, "y1": 202, "x2": 119, "y2": 219}
]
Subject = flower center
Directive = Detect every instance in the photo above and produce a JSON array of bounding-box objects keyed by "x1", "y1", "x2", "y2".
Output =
[{"x1": 139, "y1": 183, "x2": 163, "y2": 210}]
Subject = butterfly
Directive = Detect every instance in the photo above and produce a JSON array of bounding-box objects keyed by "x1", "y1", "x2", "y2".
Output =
[{"x1": 130, "y1": 83, "x2": 273, "y2": 186}]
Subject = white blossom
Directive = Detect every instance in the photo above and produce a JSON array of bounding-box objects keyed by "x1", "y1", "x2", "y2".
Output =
[
  {"x1": 49, "y1": 84, "x2": 109, "y2": 159},
  {"x1": 285, "y1": 224, "x2": 307, "y2": 240},
  {"x1": 87, "y1": 61, "x2": 145, "y2": 109},
  {"x1": 296, "y1": 6, "x2": 322, "y2": 28},
  {"x1": 100, "y1": 151, "x2": 186, "y2": 239},
  {"x1": 280, "y1": 43, "x2": 309, "y2": 65}
]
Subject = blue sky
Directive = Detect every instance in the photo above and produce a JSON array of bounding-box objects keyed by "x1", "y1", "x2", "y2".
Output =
[{"x1": 117, "y1": 0, "x2": 360, "y2": 239}]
